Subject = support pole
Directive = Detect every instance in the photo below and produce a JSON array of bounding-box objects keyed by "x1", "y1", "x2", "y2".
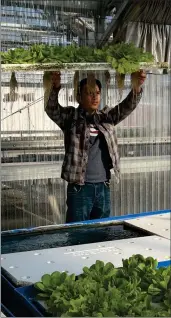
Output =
[{"x1": 94, "y1": 14, "x2": 106, "y2": 47}]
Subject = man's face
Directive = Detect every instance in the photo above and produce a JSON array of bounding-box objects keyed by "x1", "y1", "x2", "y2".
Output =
[{"x1": 80, "y1": 84, "x2": 101, "y2": 113}]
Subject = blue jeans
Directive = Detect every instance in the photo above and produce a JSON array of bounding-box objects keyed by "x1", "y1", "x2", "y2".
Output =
[{"x1": 66, "y1": 182, "x2": 111, "y2": 223}]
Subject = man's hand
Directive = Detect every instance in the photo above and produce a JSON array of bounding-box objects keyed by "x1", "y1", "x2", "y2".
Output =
[
  {"x1": 52, "y1": 71, "x2": 61, "y2": 89},
  {"x1": 131, "y1": 70, "x2": 146, "y2": 93}
]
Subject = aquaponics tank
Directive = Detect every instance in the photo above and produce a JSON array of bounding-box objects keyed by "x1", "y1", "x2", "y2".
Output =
[{"x1": 1, "y1": 210, "x2": 171, "y2": 317}]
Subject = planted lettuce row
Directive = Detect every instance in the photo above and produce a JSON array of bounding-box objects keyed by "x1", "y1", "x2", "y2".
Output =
[{"x1": 35, "y1": 254, "x2": 171, "y2": 317}]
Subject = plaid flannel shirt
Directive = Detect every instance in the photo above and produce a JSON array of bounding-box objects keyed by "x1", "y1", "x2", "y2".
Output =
[{"x1": 45, "y1": 86, "x2": 142, "y2": 185}]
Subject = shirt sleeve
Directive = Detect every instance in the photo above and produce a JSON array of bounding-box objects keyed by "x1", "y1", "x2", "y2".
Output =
[
  {"x1": 45, "y1": 85, "x2": 74, "y2": 131},
  {"x1": 106, "y1": 89, "x2": 143, "y2": 125}
]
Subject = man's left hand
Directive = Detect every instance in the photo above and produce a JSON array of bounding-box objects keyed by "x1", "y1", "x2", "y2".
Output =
[{"x1": 131, "y1": 70, "x2": 147, "y2": 93}]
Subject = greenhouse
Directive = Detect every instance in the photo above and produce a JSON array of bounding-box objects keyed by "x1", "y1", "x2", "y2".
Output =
[{"x1": 1, "y1": 0, "x2": 171, "y2": 317}]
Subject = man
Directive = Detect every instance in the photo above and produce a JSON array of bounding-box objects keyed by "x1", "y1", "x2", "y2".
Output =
[{"x1": 45, "y1": 70, "x2": 146, "y2": 223}]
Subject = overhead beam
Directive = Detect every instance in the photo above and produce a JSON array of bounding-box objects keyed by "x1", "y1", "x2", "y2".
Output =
[
  {"x1": 60, "y1": 12, "x2": 95, "y2": 45},
  {"x1": 96, "y1": 0, "x2": 130, "y2": 47}
]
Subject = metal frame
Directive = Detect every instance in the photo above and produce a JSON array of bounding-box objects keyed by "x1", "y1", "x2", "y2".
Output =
[
  {"x1": 1, "y1": 0, "x2": 101, "y2": 15},
  {"x1": 97, "y1": 0, "x2": 130, "y2": 47}
]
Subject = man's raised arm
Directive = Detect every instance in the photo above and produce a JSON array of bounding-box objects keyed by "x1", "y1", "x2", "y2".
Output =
[
  {"x1": 106, "y1": 70, "x2": 146, "y2": 125},
  {"x1": 45, "y1": 72, "x2": 74, "y2": 131}
]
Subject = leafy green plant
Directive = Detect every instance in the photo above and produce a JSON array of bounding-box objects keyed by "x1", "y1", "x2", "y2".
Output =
[
  {"x1": 102, "y1": 42, "x2": 154, "y2": 74},
  {"x1": 34, "y1": 254, "x2": 171, "y2": 317}
]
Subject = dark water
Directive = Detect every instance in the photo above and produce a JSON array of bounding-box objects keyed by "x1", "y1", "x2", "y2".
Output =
[{"x1": 1, "y1": 224, "x2": 152, "y2": 254}]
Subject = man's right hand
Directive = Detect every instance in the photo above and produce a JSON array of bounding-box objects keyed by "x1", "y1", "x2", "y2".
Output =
[{"x1": 52, "y1": 71, "x2": 61, "y2": 89}]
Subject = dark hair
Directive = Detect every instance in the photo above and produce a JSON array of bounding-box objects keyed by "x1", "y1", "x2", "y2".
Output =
[{"x1": 78, "y1": 78, "x2": 102, "y2": 95}]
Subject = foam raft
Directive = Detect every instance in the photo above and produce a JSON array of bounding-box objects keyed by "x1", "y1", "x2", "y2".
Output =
[{"x1": 1, "y1": 62, "x2": 170, "y2": 72}]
